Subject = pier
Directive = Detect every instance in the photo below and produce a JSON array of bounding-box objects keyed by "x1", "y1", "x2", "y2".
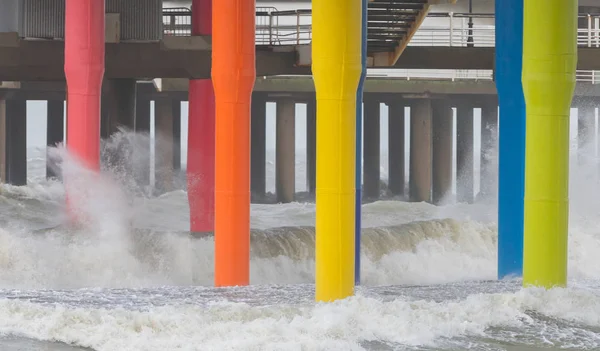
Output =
[{"x1": 0, "y1": 0, "x2": 597, "y2": 297}]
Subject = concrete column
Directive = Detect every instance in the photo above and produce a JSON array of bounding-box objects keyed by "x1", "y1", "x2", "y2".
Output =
[
  {"x1": 0, "y1": 97, "x2": 26, "y2": 185},
  {"x1": 578, "y1": 101, "x2": 595, "y2": 163},
  {"x1": 135, "y1": 96, "x2": 151, "y2": 134},
  {"x1": 251, "y1": 92, "x2": 267, "y2": 199},
  {"x1": 276, "y1": 98, "x2": 295, "y2": 203},
  {"x1": 432, "y1": 100, "x2": 453, "y2": 205},
  {"x1": 46, "y1": 100, "x2": 64, "y2": 180},
  {"x1": 135, "y1": 95, "x2": 151, "y2": 188},
  {"x1": 388, "y1": 100, "x2": 405, "y2": 197},
  {"x1": 306, "y1": 94, "x2": 316, "y2": 195},
  {"x1": 480, "y1": 99, "x2": 498, "y2": 200},
  {"x1": 409, "y1": 99, "x2": 432, "y2": 202},
  {"x1": 456, "y1": 102, "x2": 474, "y2": 203},
  {"x1": 101, "y1": 79, "x2": 136, "y2": 138},
  {"x1": 154, "y1": 97, "x2": 176, "y2": 194},
  {"x1": 172, "y1": 100, "x2": 181, "y2": 170},
  {"x1": 363, "y1": 96, "x2": 380, "y2": 200}
]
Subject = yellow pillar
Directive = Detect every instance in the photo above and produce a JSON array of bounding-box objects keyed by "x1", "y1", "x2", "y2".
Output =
[
  {"x1": 313, "y1": 0, "x2": 362, "y2": 301},
  {"x1": 522, "y1": 0, "x2": 577, "y2": 288}
]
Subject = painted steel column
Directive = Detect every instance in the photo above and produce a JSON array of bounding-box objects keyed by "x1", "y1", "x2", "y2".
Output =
[
  {"x1": 496, "y1": 0, "x2": 526, "y2": 279},
  {"x1": 363, "y1": 95, "x2": 380, "y2": 200},
  {"x1": 251, "y1": 92, "x2": 267, "y2": 200},
  {"x1": 64, "y1": 0, "x2": 104, "y2": 219},
  {"x1": 188, "y1": 0, "x2": 214, "y2": 234},
  {"x1": 355, "y1": 0, "x2": 367, "y2": 285},
  {"x1": 47, "y1": 100, "x2": 64, "y2": 180},
  {"x1": 480, "y1": 99, "x2": 498, "y2": 200},
  {"x1": 154, "y1": 97, "x2": 175, "y2": 194},
  {"x1": 409, "y1": 99, "x2": 433, "y2": 203},
  {"x1": 522, "y1": 0, "x2": 577, "y2": 288},
  {"x1": 0, "y1": 98, "x2": 26, "y2": 185},
  {"x1": 432, "y1": 100, "x2": 453, "y2": 205},
  {"x1": 64, "y1": 0, "x2": 104, "y2": 171},
  {"x1": 306, "y1": 94, "x2": 316, "y2": 195},
  {"x1": 313, "y1": 0, "x2": 361, "y2": 302},
  {"x1": 456, "y1": 102, "x2": 474, "y2": 203},
  {"x1": 276, "y1": 98, "x2": 295, "y2": 203},
  {"x1": 213, "y1": 0, "x2": 255, "y2": 286},
  {"x1": 388, "y1": 100, "x2": 405, "y2": 197}
]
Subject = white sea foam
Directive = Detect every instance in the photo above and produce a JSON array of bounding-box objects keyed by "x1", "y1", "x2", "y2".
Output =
[{"x1": 0, "y1": 126, "x2": 597, "y2": 350}]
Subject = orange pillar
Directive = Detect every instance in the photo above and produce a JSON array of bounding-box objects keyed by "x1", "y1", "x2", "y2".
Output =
[
  {"x1": 188, "y1": 0, "x2": 215, "y2": 235},
  {"x1": 64, "y1": 0, "x2": 104, "y2": 215},
  {"x1": 213, "y1": 0, "x2": 256, "y2": 286}
]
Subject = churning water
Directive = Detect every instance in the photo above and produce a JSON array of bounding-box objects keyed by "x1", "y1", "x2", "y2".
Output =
[{"x1": 1, "y1": 125, "x2": 600, "y2": 351}]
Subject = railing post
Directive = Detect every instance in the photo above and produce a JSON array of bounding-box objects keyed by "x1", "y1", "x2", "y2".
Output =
[
  {"x1": 296, "y1": 12, "x2": 301, "y2": 45},
  {"x1": 461, "y1": 17, "x2": 466, "y2": 46},
  {"x1": 269, "y1": 14, "x2": 273, "y2": 45},
  {"x1": 588, "y1": 14, "x2": 592, "y2": 47},
  {"x1": 596, "y1": 16, "x2": 599, "y2": 47},
  {"x1": 449, "y1": 12, "x2": 454, "y2": 47}
]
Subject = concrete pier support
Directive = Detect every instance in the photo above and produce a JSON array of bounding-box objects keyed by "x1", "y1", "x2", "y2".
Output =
[
  {"x1": 276, "y1": 98, "x2": 295, "y2": 203},
  {"x1": 100, "y1": 79, "x2": 136, "y2": 138},
  {"x1": 0, "y1": 98, "x2": 26, "y2": 185},
  {"x1": 363, "y1": 96, "x2": 380, "y2": 200},
  {"x1": 432, "y1": 100, "x2": 453, "y2": 204},
  {"x1": 388, "y1": 100, "x2": 406, "y2": 197},
  {"x1": 46, "y1": 100, "x2": 64, "y2": 180},
  {"x1": 135, "y1": 95, "x2": 151, "y2": 188},
  {"x1": 480, "y1": 99, "x2": 498, "y2": 199},
  {"x1": 306, "y1": 94, "x2": 316, "y2": 195},
  {"x1": 154, "y1": 97, "x2": 178, "y2": 194},
  {"x1": 251, "y1": 92, "x2": 267, "y2": 200},
  {"x1": 409, "y1": 99, "x2": 432, "y2": 202},
  {"x1": 172, "y1": 101, "x2": 181, "y2": 171},
  {"x1": 456, "y1": 102, "x2": 474, "y2": 203}
]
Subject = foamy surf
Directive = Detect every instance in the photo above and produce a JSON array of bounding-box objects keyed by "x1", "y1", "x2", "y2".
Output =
[
  {"x1": 0, "y1": 284, "x2": 599, "y2": 351},
  {"x1": 1, "y1": 129, "x2": 600, "y2": 350}
]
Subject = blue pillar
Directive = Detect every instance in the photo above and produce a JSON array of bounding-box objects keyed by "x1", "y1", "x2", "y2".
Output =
[
  {"x1": 496, "y1": 0, "x2": 526, "y2": 278},
  {"x1": 355, "y1": 0, "x2": 367, "y2": 285}
]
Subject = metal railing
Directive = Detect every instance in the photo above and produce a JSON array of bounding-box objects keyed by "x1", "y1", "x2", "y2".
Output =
[
  {"x1": 410, "y1": 13, "x2": 600, "y2": 47},
  {"x1": 389, "y1": 69, "x2": 600, "y2": 84},
  {"x1": 162, "y1": 8, "x2": 600, "y2": 84},
  {"x1": 162, "y1": 7, "x2": 192, "y2": 36},
  {"x1": 162, "y1": 7, "x2": 312, "y2": 45},
  {"x1": 370, "y1": 69, "x2": 493, "y2": 81},
  {"x1": 576, "y1": 70, "x2": 600, "y2": 83},
  {"x1": 272, "y1": 69, "x2": 600, "y2": 84},
  {"x1": 409, "y1": 13, "x2": 495, "y2": 47},
  {"x1": 162, "y1": 8, "x2": 600, "y2": 49}
]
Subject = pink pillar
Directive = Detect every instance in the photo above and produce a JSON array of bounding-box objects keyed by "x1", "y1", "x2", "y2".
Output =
[
  {"x1": 64, "y1": 0, "x2": 105, "y2": 214},
  {"x1": 188, "y1": 0, "x2": 215, "y2": 234}
]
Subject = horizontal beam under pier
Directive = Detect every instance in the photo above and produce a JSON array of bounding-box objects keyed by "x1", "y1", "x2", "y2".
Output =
[
  {"x1": 0, "y1": 40, "x2": 303, "y2": 80},
  {"x1": 12, "y1": 79, "x2": 600, "y2": 100},
  {"x1": 2, "y1": 42, "x2": 600, "y2": 81}
]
